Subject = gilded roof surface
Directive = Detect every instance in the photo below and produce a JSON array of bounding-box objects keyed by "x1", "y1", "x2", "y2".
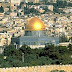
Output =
[{"x1": 25, "y1": 17, "x2": 45, "y2": 31}]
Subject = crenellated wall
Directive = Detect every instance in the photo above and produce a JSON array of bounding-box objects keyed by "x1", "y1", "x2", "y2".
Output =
[{"x1": 0, "y1": 65, "x2": 72, "y2": 72}]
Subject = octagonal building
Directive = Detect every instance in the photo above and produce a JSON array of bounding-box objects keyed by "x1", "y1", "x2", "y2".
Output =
[{"x1": 11, "y1": 17, "x2": 59, "y2": 48}]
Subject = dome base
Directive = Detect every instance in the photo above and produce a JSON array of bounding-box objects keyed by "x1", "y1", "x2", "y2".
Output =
[{"x1": 24, "y1": 31, "x2": 46, "y2": 37}]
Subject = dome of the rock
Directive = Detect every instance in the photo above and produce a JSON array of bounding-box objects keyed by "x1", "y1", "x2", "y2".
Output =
[{"x1": 25, "y1": 17, "x2": 45, "y2": 31}]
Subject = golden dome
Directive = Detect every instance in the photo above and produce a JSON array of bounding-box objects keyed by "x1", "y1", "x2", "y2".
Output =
[{"x1": 25, "y1": 17, "x2": 45, "y2": 31}]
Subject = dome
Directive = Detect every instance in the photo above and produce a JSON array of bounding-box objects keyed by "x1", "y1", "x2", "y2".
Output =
[{"x1": 25, "y1": 17, "x2": 45, "y2": 31}]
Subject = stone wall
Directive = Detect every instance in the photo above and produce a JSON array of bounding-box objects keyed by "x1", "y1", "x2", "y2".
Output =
[{"x1": 0, "y1": 65, "x2": 72, "y2": 72}]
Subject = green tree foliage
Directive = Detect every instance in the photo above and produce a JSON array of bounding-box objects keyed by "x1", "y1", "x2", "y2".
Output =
[
  {"x1": 40, "y1": 44, "x2": 59, "y2": 59},
  {"x1": 24, "y1": 7, "x2": 40, "y2": 15},
  {"x1": 68, "y1": 44, "x2": 72, "y2": 49},
  {"x1": 54, "y1": 0, "x2": 67, "y2": 8},
  {"x1": 0, "y1": 62, "x2": 12, "y2": 68},
  {"x1": 59, "y1": 35, "x2": 69, "y2": 43},
  {"x1": 17, "y1": 13, "x2": 19, "y2": 17},
  {"x1": 3, "y1": 45, "x2": 22, "y2": 59},
  {"x1": 44, "y1": 0, "x2": 47, "y2": 4},
  {"x1": 12, "y1": 33, "x2": 15, "y2": 37},
  {"x1": 0, "y1": 44, "x2": 72, "y2": 67},
  {"x1": 53, "y1": 0, "x2": 67, "y2": 13},
  {"x1": 0, "y1": 54, "x2": 4, "y2": 64},
  {"x1": 3, "y1": 45, "x2": 16, "y2": 56},
  {"x1": 68, "y1": 3, "x2": 72, "y2": 7},
  {"x1": 27, "y1": 2, "x2": 33, "y2": 5},
  {"x1": 20, "y1": 2, "x2": 24, "y2": 7},
  {"x1": 68, "y1": 44, "x2": 72, "y2": 54},
  {"x1": 19, "y1": 44, "x2": 32, "y2": 54},
  {"x1": 50, "y1": 70, "x2": 59, "y2": 72},
  {"x1": 7, "y1": 6, "x2": 12, "y2": 12},
  {"x1": 34, "y1": 3, "x2": 40, "y2": 5},
  {"x1": 0, "y1": 6, "x2": 4, "y2": 13},
  {"x1": 10, "y1": 60, "x2": 23, "y2": 67},
  {"x1": 50, "y1": 70, "x2": 65, "y2": 72},
  {"x1": 57, "y1": 0, "x2": 63, "y2": 8}
]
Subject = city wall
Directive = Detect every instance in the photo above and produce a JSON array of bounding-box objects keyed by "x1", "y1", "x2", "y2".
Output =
[{"x1": 0, "y1": 65, "x2": 72, "y2": 72}]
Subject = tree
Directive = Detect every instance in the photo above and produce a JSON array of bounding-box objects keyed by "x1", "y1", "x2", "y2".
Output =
[
  {"x1": 20, "y1": 2, "x2": 24, "y2": 7},
  {"x1": 3, "y1": 45, "x2": 21, "y2": 57},
  {"x1": 40, "y1": 44, "x2": 60, "y2": 60},
  {"x1": 59, "y1": 35, "x2": 69, "y2": 43},
  {"x1": 54, "y1": 18, "x2": 56, "y2": 22},
  {"x1": 50, "y1": 70, "x2": 59, "y2": 72},
  {"x1": 0, "y1": 6, "x2": 4, "y2": 13},
  {"x1": 57, "y1": 0, "x2": 63, "y2": 8},
  {"x1": 63, "y1": 1, "x2": 67, "y2": 7},
  {"x1": 56, "y1": 0, "x2": 66, "y2": 8},
  {"x1": 11, "y1": 60, "x2": 23, "y2": 67},
  {"x1": 1, "y1": 62, "x2": 12, "y2": 68},
  {"x1": 27, "y1": 2, "x2": 33, "y2": 5},
  {"x1": 68, "y1": 44, "x2": 72, "y2": 52},
  {"x1": 1, "y1": 43, "x2": 72, "y2": 67},
  {"x1": 8, "y1": 6, "x2": 12, "y2": 12},
  {"x1": 0, "y1": 54, "x2": 4, "y2": 64},
  {"x1": 69, "y1": 37, "x2": 72, "y2": 43},
  {"x1": 19, "y1": 44, "x2": 32, "y2": 54},
  {"x1": 34, "y1": 3, "x2": 40, "y2": 5},
  {"x1": 68, "y1": 3, "x2": 72, "y2": 7},
  {"x1": 24, "y1": 54, "x2": 37, "y2": 63},
  {"x1": 17, "y1": 13, "x2": 19, "y2": 17},
  {"x1": 53, "y1": 0, "x2": 67, "y2": 8},
  {"x1": 50, "y1": 70, "x2": 65, "y2": 72},
  {"x1": 12, "y1": 33, "x2": 15, "y2": 37}
]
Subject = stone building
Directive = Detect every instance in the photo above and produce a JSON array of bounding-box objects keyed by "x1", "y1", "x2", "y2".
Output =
[{"x1": 11, "y1": 17, "x2": 59, "y2": 48}]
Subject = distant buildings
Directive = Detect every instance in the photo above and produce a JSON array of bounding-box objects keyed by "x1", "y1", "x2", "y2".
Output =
[
  {"x1": 11, "y1": 0, "x2": 22, "y2": 5},
  {"x1": 0, "y1": 0, "x2": 72, "y2": 4},
  {"x1": 25, "y1": 0, "x2": 39, "y2": 3},
  {"x1": 0, "y1": 0, "x2": 72, "y2": 52}
]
